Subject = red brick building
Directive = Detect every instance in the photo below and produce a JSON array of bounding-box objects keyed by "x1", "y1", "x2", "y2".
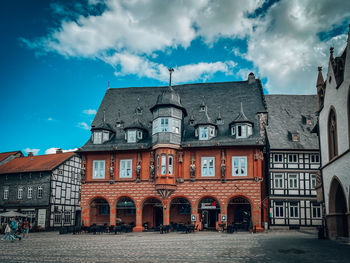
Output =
[{"x1": 79, "y1": 72, "x2": 268, "y2": 232}]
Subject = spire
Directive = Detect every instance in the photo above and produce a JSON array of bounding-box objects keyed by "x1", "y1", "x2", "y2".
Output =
[
  {"x1": 103, "y1": 110, "x2": 106, "y2": 124},
  {"x1": 168, "y1": 68, "x2": 174, "y2": 88},
  {"x1": 316, "y1": 66, "x2": 324, "y2": 88},
  {"x1": 330, "y1": 47, "x2": 334, "y2": 62},
  {"x1": 108, "y1": 81, "x2": 110, "y2": 89}
]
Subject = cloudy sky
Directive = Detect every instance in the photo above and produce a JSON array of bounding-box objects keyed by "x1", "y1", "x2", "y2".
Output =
[{"x1": 1, "y1": 0, "x2": 349, "y2": 155}]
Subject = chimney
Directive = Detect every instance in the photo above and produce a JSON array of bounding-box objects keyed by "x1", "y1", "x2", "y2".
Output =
[
  {"x1": 27, "y1": 152, "x2": 33, "y2": 157},
  {"x1": 56, "y1": 149, "x2": 63, "y2": 154},
  {"x1": 248, "y1": 72, "x2": 255, "y2": 84}
]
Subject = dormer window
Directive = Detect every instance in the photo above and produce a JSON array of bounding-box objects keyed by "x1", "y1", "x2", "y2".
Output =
[
  {"x1": 200, "y1": 105, "x2": 206, "y2": 112},
  {"x1": 103, "y1": 131, "x2": 109, "y2": 141},
  {"x1": 199, "y1": 127, "x2": 208, "y2": 140},
  {"x1": 231, "y1": 124, "x2": 252, "y2": 138},
  {"x1": 127, "y1": 130, "x2": 137, "y2": 143},
  {"x1": 306, "y1": 118, "x2": 312, "y2": 125},
  {"x1": 137, "y1": 130, "x2": 143, "y2": 140},
  {"x1": 292, "y1": 133, "x2": 299, "y2": 142},
  {"x1": 93, "y1": 131, "x2": 102, "y2": 144},
  {"x1": 196, "y1": 125, "x2": 216, "y2": 140}
]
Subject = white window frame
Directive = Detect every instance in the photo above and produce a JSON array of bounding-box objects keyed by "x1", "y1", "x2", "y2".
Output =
[
  {"x1": 275, "y1": 202, "x2": 284, "y2": 218},
  {"x1": 310, "y1": 174, "x2": 316, "y2": 189},
  {"x1": 37, "y1": 186, "x2": 43, "y2": 198},
  {"x1": 102, "y1": 131, "x2": 109, "y2": 142},
  {"x1": 312, "y1": 203, "x2": 322, "y2": 218},
  {"x1": 93, "y1": 160, "x2": 105, "y2": 179},
  {"x1": 18, "y1": 187, "x2": 23, "y2": 200},
  {"x1": 288, "y1": 174, "x2": 298, "y2": 189},
  {"x1": 127, "y1": 130, "x2": 137, "y2": 143},
  {"x1": 137, "y1": 130, "x2": 143, "y2": 139},
  {"x1": 274, "y1": 154, "x2": 283, "y2": 163},
  {"x1": 201, "y1": 157, "x2": 215, "y2": 177},
  {"x1": 172, "y1": 119, "x2": 180, "y2": 134},
  {"x1": 231, "y1": 126, "x2": 236, "y2": 136},
  {"x1": 288, "y1": 154, "x2": 298, "y2": 163},
  {"x1": 274, "y1": 174, "x2": 283, "y2": 188},
  {"x1": 289, "y1": 202, "x2": 299, "y2": 218},
  {"x1": 232, "y1": 156, "x2": 247, "y2": 176},
  {"x1": 54, "y1": 212, "x2": 62, "y2": 224},
  {"x1": 209, "y1": 127, "x2": 215, "y2": 136},
  {"x1": 3, "y1": 188, "x2": 9, "y2": 200},
  {"x1": 310, "y1": 154, "x2": 319, "y2": 163},
  {"x1": 199, "y1": 126, "x2": 208, "y2": 140},
  {"x1": 27, "y1": 186, "x2": 33, "y2": 199},
  {"x1": 93, "y1": 131, "x2": 102, "y2": 144},
  {"x1": 160, "y1": 118, "x2": 169, "y2": 132},
  {"x1": 120, "y1": 159, "x2": 132, "y2": 178},
  {"x1": 236, "y1": 124, "x2": 247, "y2": 138},
  {"x1": 168, "y1": 155, "x2": 173, "y2": 175},
  {"x1": 161, "y1": 155, "x2": 166, "y2": 175},
  {"x1": 64, "y1": 211, "x2": 72, "y2": 224}
]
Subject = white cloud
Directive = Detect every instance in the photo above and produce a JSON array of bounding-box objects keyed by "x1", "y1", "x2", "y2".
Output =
[
  {"x1": 48, "y1": 117, "x2": 53, "y2": 121},
  {"x1": 77, "y1": 122, "x2": 90, "y2": 130},
  {"x1": 23, "y1": 148, "x2": 40, "y2": 156},
  {"x1": 45, "y1": 147, "x2": 78, "y2": 154},
  {"x1": 83, "y1": 109, "x2": 97, "y2": 115}
]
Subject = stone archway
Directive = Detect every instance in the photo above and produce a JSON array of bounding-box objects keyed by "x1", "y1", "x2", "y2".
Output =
[
  {"x1": 142, "y1": 197, "x2": 163, "y2": 230},
  {"x1": 227, "y1": 196, "x2": 251, "y2": 231},
  {"x1": 328, "y1": 178, "x2": 349, "y2": 238},
  {"x1": 89, "y1": 197, "x2": 110, "y2": 225},
  {"x1": 198, "y1": 197, "x2": 220, "y2": 230},
  {"x1": 116, "y1": 197, "x2": 136, "y2": 226},
  {"x1": 170, "y1": 197, "x2": 191, "y2": 225}
]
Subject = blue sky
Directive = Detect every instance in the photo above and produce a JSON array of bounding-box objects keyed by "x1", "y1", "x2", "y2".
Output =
[{"x1": 1, "y1": 0, "x2": 349, "y2": 155}]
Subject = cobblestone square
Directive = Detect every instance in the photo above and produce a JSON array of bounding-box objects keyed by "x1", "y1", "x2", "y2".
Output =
[{"x1": 1, "y1": 231, "x2": 349, "y2": 263}]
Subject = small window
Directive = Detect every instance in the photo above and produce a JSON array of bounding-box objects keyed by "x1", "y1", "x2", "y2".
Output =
[
  {"x1": 292, "y1": 133, "x2": 299, "y2": 142},
  {"x1": 311, "y1": 174, "x2": 316, "y2": 189},
  {"x1": 160, "y1": 118, "x2": 169, "y2": 132},
  {"x1": 306, "y1": 118, "x2": 312, "y2": 125},
  {"x1": 137, "y1": 131, "x2": 143, "y2": 140},
  {"x1": 274, "y1": 154, "x2": 283, "y2": 163},
  {"x1": 18, "y1": 187, "x2": 23, "y2": 200},
  {"x1": 93, "y1": 160, "x2": 105, "y2": 179},
  {"x1": 199, "y1": 127, "x2": 208, "y2": 140},
  {"x1": 312, "y1": 203, "x2": 321, "y2": 218},
  {"x1": 288, "y1": 154, "x2": 298, "y2": 163},
  {"x1": 64, "y1": 211, "x2": 71, "y2": 224},
  {"x1": 236, "y1": 125, "x2": 247, "y2": 138},
  {"x1": 288, "y1": 174, "x2": 298, "y2": 189},
  {"x1": 168, "y1": 155, "x2": 173, "y2": 175},
  {"x1": 232, "y1": 156, "x2": 247, "y2": 176},
  {"x1": 58, "y1": 170, "x2": 63, "y2": 175},
  {"x1": 172, "y1": 119, "x2": 180, "y2": 134},
  {"x1": 156, "y1": 155, "x2": 159, "y2": 175},
  {"x1": 209, "y1": 127, "x2": 215, "y2": 136},
  {"x1": 93, "y1": 131, "x2": 102, "y2": 144},
  {"x1": 103, "y1": 131, "x2": 109, "y2": 142},
  {"x1": 200, "y1": 105, "x2": 206, "y2": 111},
  {"x1": 310, "y1": 154, "x2": 319, "y2": 163},
  {"x1": 27, "y1": 186, "x2": 33, "y2": 199},
  {"x1": 274, "y1": 174, "x2": 283, "y2": 188},
  {"x1": 161, "y1": 155, "x2": 166, "y2": 175},
  {"x1": 54, "y1": 213, "x2": 62, "y2": 224},
  {"x1": 37, "y1": 186, "x2": 43, "y2": 198},
  {"x1": 275, "y1": 201, "x2": 284, "y2": 218},
  {"x1": 289, "y1": 202, "x2": 299, "y2": 218},
  {"x1": 201, "y1": 157, "x2": 215, "y2": 177},
  {"x1": 217, "y1": 118, "x2": 223, "y2": 125},
  {"x1": 127, "y1": 130, "x2": 136, "y2": 143},
  {"x1": 3, "y1": 188, "x2": 9, "y2": 200},
  {"x1": 120, "y1": 159, "x2": 132, "y2": 178},
  {"x1": 231, "y1": 126, "x2": 236, "y2": 136}
]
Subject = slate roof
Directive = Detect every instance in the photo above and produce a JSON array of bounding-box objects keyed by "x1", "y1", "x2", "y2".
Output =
[
  {"x1": 81, "y1": 79, "x2": 267, "y2": 152},
  {"x1": 0, "y1": 151, "x2": 22, "y2": 163},
  {"x1": 265, "y1": 95, "x2": 319, "y2": 150},
  {"x1": 0, "y1": 152, "x2": 76, "y2": 175}
]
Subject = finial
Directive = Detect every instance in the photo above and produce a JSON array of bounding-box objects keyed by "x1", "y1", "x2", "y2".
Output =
[
  {"x1": 103, "y1": 110, "x2": 106, "y2": 124},
  {"x1": 168, "y1": 68, "x2": 174, "y2": 87},
  {"x1": 240, "y1": 102, "x2": 243, "y2": 113},
  {"x1": 117, "y1": 109, "x2": 121, "y2": 119},
  {"x1": 318, "y1": 66, "x2": 322, "y2": 72},
  {"x1": 108, "y1": 81, "x2": 110, "y2": 89},
  {"x1": 330, "y1": 47, "x2": 334, "y2": 54}
]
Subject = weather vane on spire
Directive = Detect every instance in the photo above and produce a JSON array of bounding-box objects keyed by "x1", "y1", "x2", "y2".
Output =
[{"x1": 168, "y1": 68, "x2": 174, "y2": 87}]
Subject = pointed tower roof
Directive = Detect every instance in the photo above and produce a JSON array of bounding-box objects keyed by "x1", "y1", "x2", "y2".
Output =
[
  {"x1": 316, "y1": 66, "x2": 325, "y2": 88},
  {"x1": 91, "y1": 110, "x2": 114, "y2": 132},
  {"x1": 230, "y1": 103, "x2": 253, "y2": 125},
  {"x1": 195, "y1": 105, "x2": 216, "y2": 127},
  {"x1": 124, "y1": 118, "x2": 147, "y2": 131}
]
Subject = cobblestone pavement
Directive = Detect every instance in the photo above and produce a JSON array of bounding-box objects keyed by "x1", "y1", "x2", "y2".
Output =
[{"x1": 1, "y1": 231, "x2": 349, "y2": 263}]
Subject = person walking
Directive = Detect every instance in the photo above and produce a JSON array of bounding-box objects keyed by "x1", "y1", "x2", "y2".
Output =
[
  {"x1": 22, "y1": 219, "x2": 29, "y2": 238},
  {"x1": 1, "y1": 222, "x2": 11, "y2": 241},
  {"x1": 9, "y1": 218, "x2": 21, "y2": 242}
]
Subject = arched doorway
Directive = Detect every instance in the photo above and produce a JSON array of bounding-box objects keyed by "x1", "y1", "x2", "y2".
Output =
[
  {"x1": 170, "y1": 197, "x2": 191, "y2": 225},
  {"x1": 142, "y1": 198, "x2": 163, "y2": 230},
  {"x1": 227, "y1": 196, "x2": 251, "y2": 231},
  {"x1": 90, "y1": 198, "x2": 110, "y2": 225},
  {"x1": 116, "y1": 197, "x2": 136, "y2": 226},
  {"x1": 329, "y1": 179, "x2": 349, "y2": 237},
  {"x1": 198, "y1": 197, "x2": 220, "y2": 230}
]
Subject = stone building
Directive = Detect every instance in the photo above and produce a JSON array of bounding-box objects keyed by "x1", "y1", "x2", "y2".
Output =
[
  {"x1": 265, "y1": 95, "x2": 322, "y2": 229},
  {"x1": 315, "y1": 25, "x2": 350, "y2": 238},
  {"x1": 78, "y1": 72, "x2": 268, "y2": 232},
  {"x1": 0, "y1": 151, "x2": 81, "y2": 229}
]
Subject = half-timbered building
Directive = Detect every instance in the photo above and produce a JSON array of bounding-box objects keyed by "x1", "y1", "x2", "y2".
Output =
[
  {"x1": 265, "y1": 95, "x2": 322, "y2": 228},
  {"x1": 0, "y1": 151, "x2": 81, "y2": 229},
  {"x1": 79, "y1": 72, "x2": 268, "y2": 232},
  {"x1": 315, "y1": 25, "x2": 350, "y2": 238}
]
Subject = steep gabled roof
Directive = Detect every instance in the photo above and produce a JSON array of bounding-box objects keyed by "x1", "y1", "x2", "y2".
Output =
[
  {"x1": 0, "y1": 151, "x2": 23, "y2": 163},
  {"x1": 0, "y1": 152, "x2": 76, "y2": 174},
  {"x1": 265, "y1": 95, "x2": 319, "y2": 150}
]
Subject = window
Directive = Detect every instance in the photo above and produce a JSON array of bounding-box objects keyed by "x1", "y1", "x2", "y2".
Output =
[
  {"x1": 328, "y1": 108, "x2": 338, "y2": 160},
  {"x1": 93, "y1": 131, "x2": 102, "y2": 144},
  {"x1": 199, "y1": 127, "x2": 208, "y2": 140},
  {"x1": 127, "y1": 130, "x2": 136, "y2": 143},
  {"x1": 120, "y1": 159, "x2": 132, "y2": 178},
  {"x1": 274, "y1": 174, "x2": 283, "y2": 188},
  {"x1": 288, "y1": 154, "x2": 298, "y2": 163},
  {"x1": 157, "y1": 155, "x2": 159, "y2": 175},
  {"x1": 160, "y1": 118, "x2": 169, "y2": 132},
  {"x1": 161, "y1": 155, "x2": 166, "y2": 175},
  {"x1": 274, "y1": 154, "x2": 283, "y2": 163},
  {"x1": 18, "y1": 187, "x2": 23, "y2": 199},
  {"x1": 172, "y1": 119, "x2": 180, "y2": 134},
  {"x1": 137, "y1": 131, "x2": 143, "y2": 139},
  {"x1": 310, "y1": 154, "x2": 319, "y2": 163},
  {"x1": 231, "y1": 126, "x2": 236, "y2": 136},
  {"x1": 3, "y1": 188, "x2": 9, "y2": 200},
  {"x1": 275, "y1": 202, "x2": 284, "y2": 218},
  {"x1": 168, "y1": 155, "x2": 173, "y2": 175},
  {"x1": 37, "y1": 186, "x2": 43, "y2": 198},
  {"x1": 201, "y1": 157, "x2": 215, "y2": 177},
  {"x1": 93, "y1": 160, "x2": 105, "y2": 179},
  {"x1": 64, "y1": 212, "x2": 71, "y2": 224},
  {"x1": 288, "y1": 174, "x2": 298, "y2": 189},
  {"x1": 102, "y1": 131, "x2": 109, "y2": 142},
  {"x1": 289, "y1": 202, "x2": 299, "y2": 218},
  {"x1": 27, "y1": 186, "x2": 33, "y2": 199},
  {"x1": 232, "y1": 156, "x2": 247, "y2": 176},
  {"x1": 209, "y1": 127, "x2": 215, "y2": 136},
  {"x1": 237, "y1": 125, "x2": 246, "y2": 138},
  {"x1": 312, "y1": 203, "x2": 321, "y2": 218},
  {"x1": 310, "y1": 174, "x2": 316, "y2": 189},
  {"x1": 58, "y1": 170, "x2": 63, "y2": 175},
  {"x1": 54, "y1": 213, "x2": 62, "y2": 224}
]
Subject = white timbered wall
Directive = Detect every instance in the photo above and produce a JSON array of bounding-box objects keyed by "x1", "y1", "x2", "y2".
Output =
[{"x1": 49, "y1": 155, "x2": 81, "y2": 227}]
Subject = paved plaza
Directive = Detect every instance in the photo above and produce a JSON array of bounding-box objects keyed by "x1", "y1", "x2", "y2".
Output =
[{"x1": 1, "y1": 231, "x2": 349, "y2": 263}]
